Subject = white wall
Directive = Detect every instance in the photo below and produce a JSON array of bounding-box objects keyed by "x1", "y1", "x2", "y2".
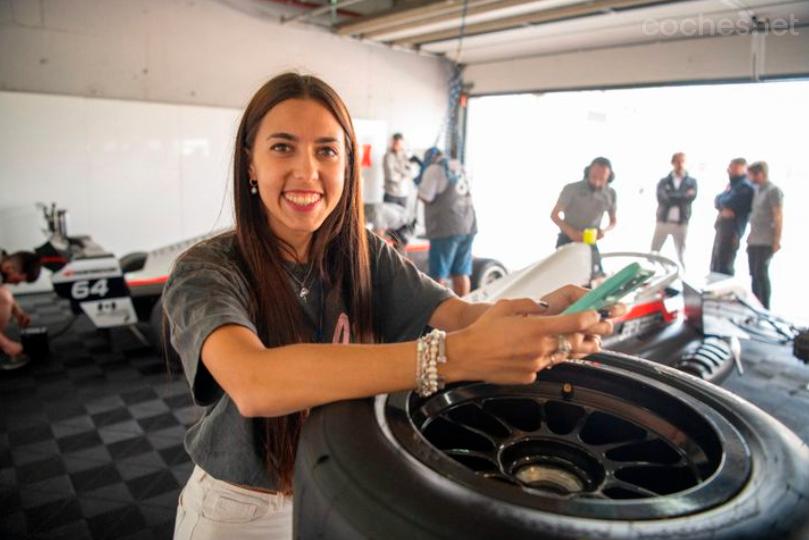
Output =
[
  {"x1": 0, "y1": 0, "x2": 449, "y2": 280},
  {"x1": 0, "y1": 92, "x2": 239, "y2": 254},
  {"x1": 465, "y1": 31, "x2": 809, "y2": 95},
  {"x1": 0, "y1": 0, "x2": 449, "y2": 144}
]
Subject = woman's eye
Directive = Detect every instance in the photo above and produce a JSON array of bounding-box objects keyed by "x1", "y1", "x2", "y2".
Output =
[
  {"x1": 271, "y1": 143, "x2": 292, "y2": 153},
  {"x1": 318, "y1": 147, "x2": 338, "y2": 158}
]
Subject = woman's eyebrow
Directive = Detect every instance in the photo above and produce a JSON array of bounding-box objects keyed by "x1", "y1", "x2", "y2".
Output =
[
  {"x1": 267, "y1": 133, "x2": 340, "y2": 144},
  {"x1": 267, "y1": 132, "x2": 297, "y2": 141}
]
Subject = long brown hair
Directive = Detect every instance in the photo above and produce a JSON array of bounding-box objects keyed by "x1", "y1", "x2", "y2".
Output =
[{"x1": 234, "y1": 73, "x2": 374, "y2": 492}]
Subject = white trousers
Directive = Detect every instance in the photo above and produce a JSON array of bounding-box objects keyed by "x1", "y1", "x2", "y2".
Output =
[
  {"x1": 174, "y1": 466, "x2": 292, "y2": 540},
  {"x1": 651, "y1": 221, "x2": 688, "y2": 268}
]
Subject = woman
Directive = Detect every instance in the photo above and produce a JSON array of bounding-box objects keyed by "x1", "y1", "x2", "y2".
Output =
[{"x1": 165, "y1": 73, "x2": 621, "y2": 539}]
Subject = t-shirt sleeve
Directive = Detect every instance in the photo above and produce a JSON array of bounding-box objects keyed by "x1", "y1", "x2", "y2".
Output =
[
  {"x1": 556, "y1": 183, "x2": 574, "y2": 208},
  {"x1": 609, "y1": 187, "x2": 618, "y2": 214},
  {"x1": 163, "y1": 256, "x2": 257, "y2": 406},
  {"x1": 417, "y1": 165, "x2": 442, "y2": 203},
  {"x1": 368, "y1": 233, "x2": 454, "y2": 342},
  {"x1": 769, "y1": 186, "x2": 784, "y2": 208}
]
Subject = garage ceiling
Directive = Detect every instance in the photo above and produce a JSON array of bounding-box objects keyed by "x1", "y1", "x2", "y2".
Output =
[{"x1": 265, "y1": 0, "x2": 809, "y2": 65}]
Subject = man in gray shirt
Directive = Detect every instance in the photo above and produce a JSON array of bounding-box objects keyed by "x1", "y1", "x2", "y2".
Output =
[
  {"x1": 383, "y1": 133, "x2": 412, "y2": 207},
  {"x1": 550, "y1": 157, "x2": 617, "y2": 276},
  {"x1": 746, "y1": 161, "x2": 784, "y2": 309}
]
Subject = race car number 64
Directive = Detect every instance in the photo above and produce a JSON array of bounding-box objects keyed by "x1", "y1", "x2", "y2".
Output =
[{"x1": 71, "y1": 279, "x2": 109, "y2": 299}]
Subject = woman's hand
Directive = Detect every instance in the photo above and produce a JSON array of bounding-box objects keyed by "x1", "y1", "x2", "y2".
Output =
[
  {"x1": 443, "y1": 298, "x2": 598, "y2": 385},
  {"x1": 442, "y1": 286, "x2": 627, "y2": 386}
]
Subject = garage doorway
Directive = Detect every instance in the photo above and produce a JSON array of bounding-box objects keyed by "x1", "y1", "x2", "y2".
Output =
[{"x1": 465, "y1": 79, "x2": 809, "y2": 322}]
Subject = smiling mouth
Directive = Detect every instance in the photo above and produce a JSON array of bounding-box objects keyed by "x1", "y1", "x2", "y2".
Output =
[{"x1": 283, "y1": 192, "x2": 322, "y2": 208}]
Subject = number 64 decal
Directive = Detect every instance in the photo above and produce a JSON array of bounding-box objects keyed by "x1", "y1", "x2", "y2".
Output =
[{"x1": 71, "y1": 279, "x2": 110, "y2": 299}]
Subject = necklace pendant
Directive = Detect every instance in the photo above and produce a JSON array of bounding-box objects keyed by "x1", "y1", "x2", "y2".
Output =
[{"x1": 299, "y1": 287, "x2": 310, "y2": 299}]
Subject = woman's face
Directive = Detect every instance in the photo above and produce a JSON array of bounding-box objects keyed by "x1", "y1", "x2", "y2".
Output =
[{"x1": 249, "y1": 98, "x2": 347, "y2": 250}]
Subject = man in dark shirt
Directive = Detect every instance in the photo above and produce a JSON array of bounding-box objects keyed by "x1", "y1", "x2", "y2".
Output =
[{"x1": 710, "y1": 157, "x2": 754, "y2": 276}]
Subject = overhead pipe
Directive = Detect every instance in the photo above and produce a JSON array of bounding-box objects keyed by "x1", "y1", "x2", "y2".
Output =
[{"x1": 392, "y1": 0, "x2": 675, "y2": 45}]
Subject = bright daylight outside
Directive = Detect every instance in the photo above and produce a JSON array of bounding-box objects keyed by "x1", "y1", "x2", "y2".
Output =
[{"x1": 466, "y1": 80, "x2": 809, "y2": 323}]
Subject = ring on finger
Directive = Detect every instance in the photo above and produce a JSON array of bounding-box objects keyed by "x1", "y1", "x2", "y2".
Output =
[{"x1": 556, "y1": 334, "x2": 572, "y2": 356}]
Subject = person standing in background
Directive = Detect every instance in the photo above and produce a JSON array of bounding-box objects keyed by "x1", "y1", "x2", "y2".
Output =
[
  {"x1": 650, "y1": 152, "x2": 697, "y2": 269},
  {"x1": 550, "y1": 157, "x2": 617, "y2": 277},
  {"x1": 418, "y1": 147, "x2": 477, "y2": 297},
  {"x1": 382, "y1": 133, "x2": 412, "y2": 207},
  {"x1": 746, "y1": 161, "x2": 783, "y2": 309},
  {"x1": 710, "y1": 157, "x2": 754, "y2": 276}
]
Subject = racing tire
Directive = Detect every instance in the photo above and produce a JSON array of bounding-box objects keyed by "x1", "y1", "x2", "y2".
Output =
[
  {"x1": 470, "y1": 258, "x2": 507, "y2": 291},
  {"x1": 294, "y1": 352, "x2": 809, "y2": 540}
]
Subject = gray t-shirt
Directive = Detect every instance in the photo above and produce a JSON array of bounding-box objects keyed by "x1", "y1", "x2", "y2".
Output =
[
  {"x1": 556, "y1": 180, "x2": 617, "y2": 230},
  {"x1": 747, "y1": 181, "x2": 784, "y2": 246},
  {"x1": 163, "y1": 231, "x2": 452, "y2": 489}
]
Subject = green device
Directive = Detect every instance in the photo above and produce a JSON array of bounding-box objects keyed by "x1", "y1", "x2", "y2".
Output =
[{"x1": 562, "y1": 262, "x2": 655, "y2": 315}]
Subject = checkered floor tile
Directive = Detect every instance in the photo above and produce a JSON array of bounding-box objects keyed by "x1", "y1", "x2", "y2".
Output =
[{"x1": 2, "y1": 293, "x2": 201, "y2": 539}]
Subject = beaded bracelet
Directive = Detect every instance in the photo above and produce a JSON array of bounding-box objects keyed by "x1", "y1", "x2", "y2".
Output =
[{"x1": 416, "y1": 329, "x2": 447, "y2": 397}]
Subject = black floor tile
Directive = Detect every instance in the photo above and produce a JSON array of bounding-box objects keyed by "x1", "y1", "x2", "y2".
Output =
[
  {"x1": 19, "y1": 476, "x2": 75, "y2": 508},
  {"x1": 158, "y1": 444, "x2": 190, "y2": 467},
  {"x1": 24, "y1": 498, "x2": 73, "y2": 534},
  {"x1": 45, "y1": 402, "x2": 88, "y2": 423},
  {"x1": 121, "y1": 388, "x2": 158, "y2": 406},
  {"x1": 108, "y1": 436, "x2": 154, "y2": 461},
  {"x1": 56, "y1": 431, "x2": 104, "y2": 454},
  {"x1": 91, "y1": 407, "x2": 133, "y2": 428},
  {"x1": 126, "y1": 470, "x2": 180, "y2": 501},
  {"x1": 70, "y1": 463, "x2": 122, "y2": 493},
  {"x1": 8, "y1": 422, "x2": 54, "y2": 446},
  {"x1": 17, "y1": 455, "x2": 66, "y2": 485},
  {"x1": 87, "y1": 505, "x2": 147, "y2": 540},
  {"x1": 34, "y1": 498, "x2": 84, "y2": 534},
  {"x1": 137, "y1": 412, "x2": 180, "y2": 433}
]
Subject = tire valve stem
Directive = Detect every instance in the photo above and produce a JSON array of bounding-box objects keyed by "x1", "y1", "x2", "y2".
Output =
[{"x1": 562, "y1": 383, "x2": 574, "y2": 400}]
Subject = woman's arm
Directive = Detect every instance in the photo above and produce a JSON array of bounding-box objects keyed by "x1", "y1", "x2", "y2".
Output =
[
  {"x1": 202, "y1": 296, "x2": 612, "y2": 419},
  {"x1": 428, "y1": 297, "x2": 492, "y2": 332}
]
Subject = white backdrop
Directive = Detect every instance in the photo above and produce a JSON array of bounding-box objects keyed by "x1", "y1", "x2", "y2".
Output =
[{"x1": 0, "y1": 91, "x2": 388, "y2": 292}]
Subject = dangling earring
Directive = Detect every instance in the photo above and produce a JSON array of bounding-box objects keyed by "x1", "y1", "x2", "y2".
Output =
[{"x1": 249, "y1": 178, "x2": 258, "y2": 195}]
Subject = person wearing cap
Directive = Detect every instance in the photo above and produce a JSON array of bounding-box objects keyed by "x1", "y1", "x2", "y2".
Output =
[
  {"x1": 550, "y1": 157, "x2": 617, "y2": 277},
  {"x1": 710, "y1": 157, "x2": 755, "y2": 276},
  {"x1": 746, "y1": 161, "x2": 783, "y2": 309},
  {"x1": 0, "y1": 250, "x2": 41, "y2": 368},
  {"x1": 650, "y1": 152, "x2": 697, "y2": 269},
  {"x1": 417, "y1": 147, "x2": 477, "y2": 297}
]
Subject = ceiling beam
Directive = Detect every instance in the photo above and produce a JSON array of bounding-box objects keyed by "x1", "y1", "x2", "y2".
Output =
[
  {"x1": 391, "y1": 0, "x2": 676, "y2": 45},
  {"x1": 336, "y1": 0, "x2": 500, "y2": 36},
  {"x1": 281, "y1": 0, "x2": 370, "y2": 23},
  {"x1": 362, "y1": 0, "x2": 549, "y2": 40}
]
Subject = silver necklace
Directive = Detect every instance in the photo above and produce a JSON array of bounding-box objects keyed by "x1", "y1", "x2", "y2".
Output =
[{"x1": 283, "y1": 263, "x2": 315, "y2": 300}]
